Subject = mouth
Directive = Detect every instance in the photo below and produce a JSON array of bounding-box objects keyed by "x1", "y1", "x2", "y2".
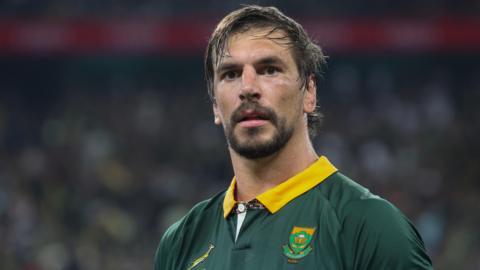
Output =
[
  {"x1": 235, "y1": 109, "x2": 271, "y2": 128},
  {"x1": 231, "y1": 102, "x2": 277, "y2": 129},
  {"x1": 238, "y1": 110, "x2": 270, "y2": 122}
]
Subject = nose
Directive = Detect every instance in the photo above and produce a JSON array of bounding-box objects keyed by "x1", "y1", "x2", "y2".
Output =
[{"x1": 239, "y1": 66, "x2": 260, "y2": 101}]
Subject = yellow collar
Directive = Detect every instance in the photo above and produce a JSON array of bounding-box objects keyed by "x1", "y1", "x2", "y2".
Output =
[{"x1": 223, "y1": 156, "x2": 337, "y2": 218}]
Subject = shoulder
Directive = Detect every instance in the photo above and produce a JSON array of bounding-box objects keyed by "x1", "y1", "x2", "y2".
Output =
[
  {"x1": 174, "y1": 190, "x2": 225, "y2": 228},
  {"x1": 317, "y1": 172, "x2": 407, "y2": 224},
  {"x1": 341, "y1": 190, "x2": 417, "y2": 248},
  {"x1": 316, "y1": 172, "x2": 381, "y2": 219},
  {"x1": 159, "y1": 191, "x2": 225, "y2": 241},
  {"x1": 154, "y1": 191, "x2": 225, "y2": 270},
  {"x1": 324, "y1": 173, "x2": 417, "y2": 240},
  {"x1": 318, "y1": 172, "x2": 432, "y2": 269}
]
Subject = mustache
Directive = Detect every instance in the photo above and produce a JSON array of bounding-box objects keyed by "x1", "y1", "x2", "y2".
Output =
[{"x1": 231, "y1": 102, "x2": 277, "y2": 126}]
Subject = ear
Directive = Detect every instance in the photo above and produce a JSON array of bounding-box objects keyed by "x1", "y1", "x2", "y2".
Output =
[
  {"x1": 213, "y1": 102, "x2": 222, "y2": 125},
  {"x1": 303, "y1": 75, "x2": 317, "y2": 113}
]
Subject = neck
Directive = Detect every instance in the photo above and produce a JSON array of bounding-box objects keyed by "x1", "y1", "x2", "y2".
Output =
[{"x1": 229, "y1": 128, "x2": 318, "y2": 202}]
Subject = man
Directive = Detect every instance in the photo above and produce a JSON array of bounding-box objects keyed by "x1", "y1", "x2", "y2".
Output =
[{"x1": 155, "y1": 5, "x2": 433, "y2": 270}]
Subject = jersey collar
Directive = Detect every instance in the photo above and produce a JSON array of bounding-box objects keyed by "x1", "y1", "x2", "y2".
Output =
[{"x1": 223, "y1": 156, "x2": 337, "y2": 218}]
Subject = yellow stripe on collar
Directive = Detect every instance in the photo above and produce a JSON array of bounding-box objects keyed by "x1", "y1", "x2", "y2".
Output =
[
  {"x1": 223, "y1": 177, "x2": 237, "y2": 218},
  {"x1": 223, "y1": 156, "x2": 337, "y2": 218}
]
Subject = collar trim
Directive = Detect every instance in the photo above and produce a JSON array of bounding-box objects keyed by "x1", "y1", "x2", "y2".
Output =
[{"x1": 223, "y1": 156, "x2": 337, "y2": 218}]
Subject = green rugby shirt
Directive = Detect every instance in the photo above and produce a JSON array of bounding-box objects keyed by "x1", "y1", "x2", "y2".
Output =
[{"x1": 154, "y1": 156, "x2": 433, "y2": 270}]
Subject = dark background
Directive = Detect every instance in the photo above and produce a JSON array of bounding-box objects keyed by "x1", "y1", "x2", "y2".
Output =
[{"x1": 0, "y1": 1, "x2": 479, "y2": 269}]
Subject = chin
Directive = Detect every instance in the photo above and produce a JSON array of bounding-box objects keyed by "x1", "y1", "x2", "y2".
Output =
[
  {"x1": 229, "y1": 130, "x2": 293, "y2": 160},
  {"x1": 235, "y1": 129, "x2": 274, "y2": 145},
  {"x1": 225, "y1": 117, "x2": 293, "y2": 159}
]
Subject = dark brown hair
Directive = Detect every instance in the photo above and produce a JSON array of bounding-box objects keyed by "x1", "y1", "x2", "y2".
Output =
[{"x1": 204, "y1": 5, "x2": 327, "y2": 137}]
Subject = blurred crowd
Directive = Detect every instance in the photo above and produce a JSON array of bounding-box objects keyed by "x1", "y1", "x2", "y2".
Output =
[
  {"x1": 0, "y1": 54, "x2": 478, "y2": 270},
  {"x1": 0, "y1": 0, "x2": 479, "y2": 18}
]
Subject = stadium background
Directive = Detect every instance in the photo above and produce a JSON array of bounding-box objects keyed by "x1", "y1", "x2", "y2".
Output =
[{"x1": 0, "y1": 1, "x2": 479, "y2": 269}]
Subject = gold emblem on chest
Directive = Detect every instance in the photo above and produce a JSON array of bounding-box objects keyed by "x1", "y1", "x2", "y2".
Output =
[{"x1": 187, "y1": 243, "x2": 214, "y2": 270}]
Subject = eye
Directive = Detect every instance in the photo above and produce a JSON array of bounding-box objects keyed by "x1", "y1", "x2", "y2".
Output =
[
  {"x1": 262, "y1": 66, "x2": 280, "y2": 76},
  {"x1": 222, "y1": 70, "x2": 240, "y2": 81}
]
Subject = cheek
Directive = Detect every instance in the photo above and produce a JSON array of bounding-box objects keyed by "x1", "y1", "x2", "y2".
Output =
[
  {"x1": 215, "y1": 99, "x2": 236, "y2": 123},
  {"x1": 274, "y1": 81, "x2": 303, "y2": 111},
  {"x1": 214, "y1": 86, "x2": 236, "y2": 116}
]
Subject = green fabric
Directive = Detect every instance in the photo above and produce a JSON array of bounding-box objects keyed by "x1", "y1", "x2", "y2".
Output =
[{"x1": 154, "y1": 172, "x2": 433, "y2": 270}]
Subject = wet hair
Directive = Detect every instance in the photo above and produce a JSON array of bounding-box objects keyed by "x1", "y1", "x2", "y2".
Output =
[{"x1": 204, "y1": 5, "x2": 327, "y2": 138}]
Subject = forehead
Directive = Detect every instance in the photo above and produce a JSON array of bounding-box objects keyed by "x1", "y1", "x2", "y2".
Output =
[
  {"x1": 228, "y1": 27, "x2": 289, "y2": 45},
  {"x1": 217, "y1": 27, "x2": 295, "y2": 65}
]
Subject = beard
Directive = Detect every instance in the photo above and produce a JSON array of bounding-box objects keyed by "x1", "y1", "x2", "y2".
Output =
[{"x1": 225, "y1": 102, "x2": 294, "y2": 159}]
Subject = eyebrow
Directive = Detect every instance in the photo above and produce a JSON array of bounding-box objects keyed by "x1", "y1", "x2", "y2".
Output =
[
  {"x1": 216, "y1": 62, "x2": 241, "y2": 76},
  {"x1": 256, "y1": 56, "x2": 286, "y2": 67},
  {"x1": 216, "y1": 55, "x2": 287, "y2": 75}
]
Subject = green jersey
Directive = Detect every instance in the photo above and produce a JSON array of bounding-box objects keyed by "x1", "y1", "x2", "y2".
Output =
[{"x1": 154, "y1": 156, "x2": 433, "y2": 270}]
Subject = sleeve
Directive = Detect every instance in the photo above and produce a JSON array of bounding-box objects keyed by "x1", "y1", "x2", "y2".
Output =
[
  {"x1": 342, "y1": 198, "x2": 433, "y2": 270},
  {"x1": 154, "y1": 221, "x2": 182, "y2": 270}
]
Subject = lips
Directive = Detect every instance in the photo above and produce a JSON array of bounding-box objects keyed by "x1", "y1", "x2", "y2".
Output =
[
  {"x1": 238, "y1": 110, "x2": 269, "y2": 122},
  {"x1": 236, "y1": 110, "x2": 270, "y2": 128},
  {"x1": 231, "y1": 102, "x2": 276, "y2": 129}
]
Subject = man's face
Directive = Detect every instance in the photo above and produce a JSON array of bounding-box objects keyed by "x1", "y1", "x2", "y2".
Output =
[{"x1": 212, "y1": 28, "x2": 315, "y2": 159}]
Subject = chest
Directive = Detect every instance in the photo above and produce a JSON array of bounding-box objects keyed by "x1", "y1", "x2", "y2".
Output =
[{"x1": 178, "y1": 203, "x2": 344, "y2": 270}]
